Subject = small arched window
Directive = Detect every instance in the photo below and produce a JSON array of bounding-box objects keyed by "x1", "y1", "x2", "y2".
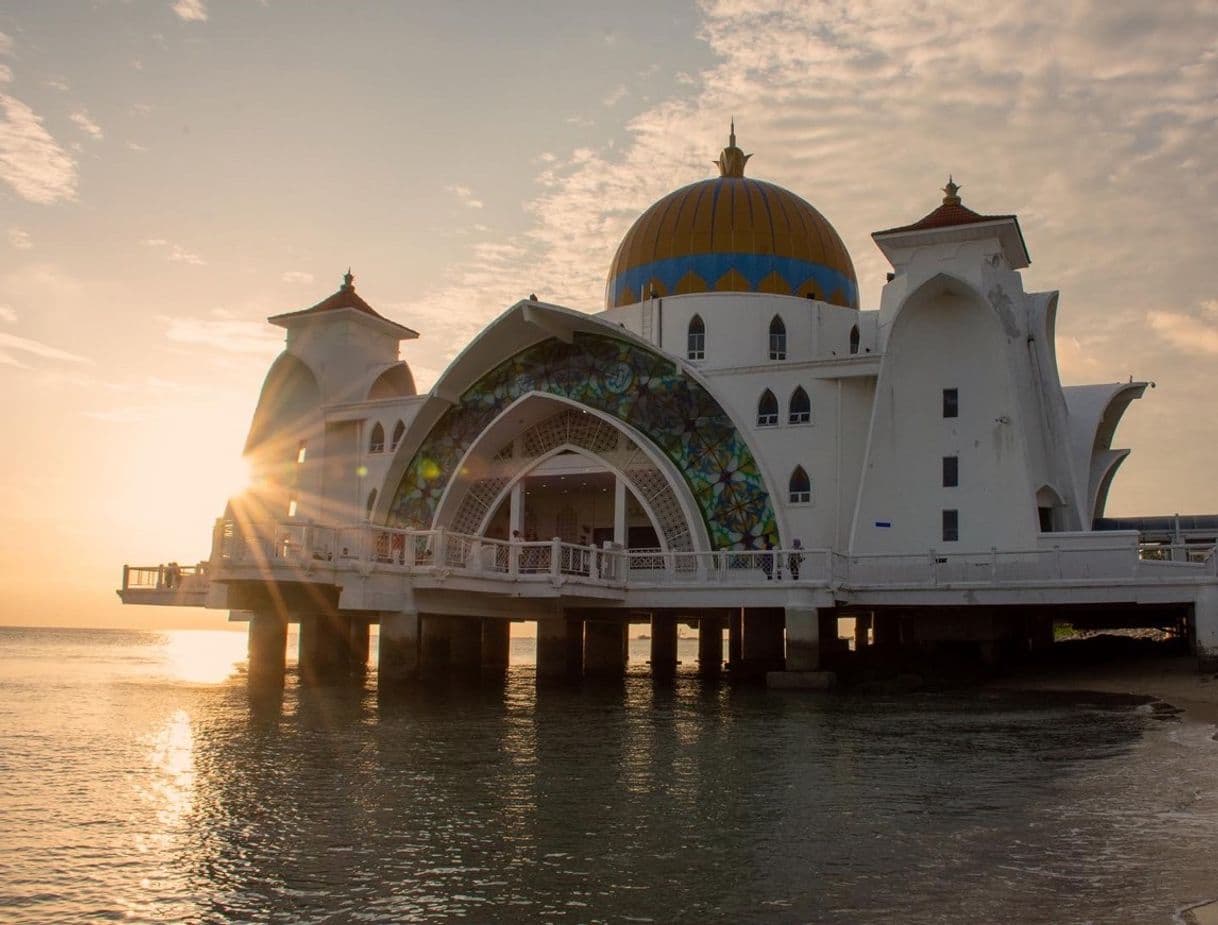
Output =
[
  {"x1": 769, "y1": 315, "x2": 787, "y2": 360},
  {"x1": 849, "y1": 325, "x2": 860, "y2": 355},
  {"x1": 369, "y1": 422, "x2": 385, "y2": 454},
  {"x1": 687, "y1": 314, "x2": 705, "y2": 360},
  {"x1": 366, "y1": 488, "x2": 378, "y2": 520},
  {"x1": 757, "y1": 390, "x2": 779, "y2": 426},
  {"x1": 391, "y1": 419, "x2": 405, "y2": 451},
  {"x1": 789, "y1": 386, "x2": 811, "y2": 424},
  {"x1": 789, "y1": 466, "x2": 811, "y2": 504}
]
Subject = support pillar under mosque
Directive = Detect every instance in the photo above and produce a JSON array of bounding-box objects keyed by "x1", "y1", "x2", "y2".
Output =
[
  {"x1": 584, "y1": 620, "x2": 628, "y2": 678},
  {"x1": 419, "y1": 614, "x2": 453, "y2": 676},
  {"x1": 481, "y1": 620, "x2": 512, "y2": 673},
  {"x1": 537, "y1": 616, "x2": 583, "y2": 681},
  {"x1": 697, "y1": 611, "x2": 724, "y2": 677},
  {"x1": 348, "y1": 618, "x2": 370, "y2": 672},
  {"x1": 649, "y1": 613, "x2": 678, "y2": 678},
  {"x1": 1193, "y1": 586, "x2": 1218, "y2": 671},
  {"x1": 299, "y1": 612, "x2": 352, "y2": 683},
  {"x1": 742, "y1": 607, "x2": 785, "y2": 668},
  {"x1": 854, "y1": 612, "x2": 872, "y2": 650},
  {"x1": 450, "y1": 617, "x2": 483, "y2": 673},
  {"x1": 378, "y1": 611, "x2": 420, "y2": 683},
  {"x1": 766, "y1": 607, "x2": 837, "y2": 690},
  {"x1": 247, "y1": 612, "x2": 287, "y2": 683},
  {"x1": 727, "y1": 608, "x2": 743, "y2": 668}
]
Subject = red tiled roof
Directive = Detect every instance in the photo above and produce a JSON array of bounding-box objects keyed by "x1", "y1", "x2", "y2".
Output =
[
  {"x1": 874, "y1": 201, "x2": 1017, "y2": 236},
  {"x1": 269, "y1": 271, "x2": 419, "y2": 337}
]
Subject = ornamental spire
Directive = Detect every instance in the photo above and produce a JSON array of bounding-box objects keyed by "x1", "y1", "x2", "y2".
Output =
[
  {"x1": 342, "y1": 267, "x2": 354, "y2": 290},
  {"x1": 941, "y1": 176, "x2": 962, "y2": 206},
  {"x1": 714, "y1": 118, "x2": 751, "y2": 178}
]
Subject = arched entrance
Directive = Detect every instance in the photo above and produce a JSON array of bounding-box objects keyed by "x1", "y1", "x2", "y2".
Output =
[
  {"x1": 388, "y1": 331, "x2": 778, "y2": 549},
  {"x1": 436, "y1": 401, "x2": 705, "y2": 551}
]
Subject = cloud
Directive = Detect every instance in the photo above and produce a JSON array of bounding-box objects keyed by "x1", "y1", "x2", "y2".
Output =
[
  {"x1": 1147, "y1": 300, "x2": 1218, "y2": 355},
  {"x1": 602, "y1": 84, "x2": 628, "y2": 107},
  {"x1": 0, "y1": 331, "x2": 90, "y2": 365},
  {"x1": 8, "y1": 228, "x2": 30, "y2": 249},
  {"x1": 0, "y1": 65, "x2": 10, "y2": 86},
  {"x1": 445, "y1": 184, "x2": 483, "y2": 209},
  {"x1": 143, "y1": 237, "x2": 205, "y2": 265},
  {"x1": 281, "y1": 271, "x2": 314, "y2": 284},
  {"x1": 172, "y1": 0, "x2": 207, "y2": 22},
  {"x1": 162, "y1": 316, "x2": 281, "y2": 355},
  {"x1": 0, "y1": 94, "x2": 78, "y2": 203},
  {"x1": 0, "y1": 305, "x2": 16, "y2": 323},
  {"x1": 69, "y1": 110, "x2": 103, "y2": 140}
]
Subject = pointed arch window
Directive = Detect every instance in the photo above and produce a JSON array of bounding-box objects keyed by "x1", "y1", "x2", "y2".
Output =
[
  {"x1": 789, "y1": 386, "x2": 811, "y2": 424},
  {"x1": 366, "y1": 488, "x2": 378, "y2": 520},
  {"x1": 769, "y1": 315, "x2": 787, "y2": 360},
  {"x1": 391, "y1": 419, "x2": 405, "y2": 451},
  {"x1": 687, "y1": 314, "x2": 706, "y2": 360},
  {"x1": 789, "y1": 466, "x2": 811, "y2": 504},
  {"x1": 757, "y1": 389, "x2": 779, "y2": 427},
  {"x1": 369, "y1": 422, "x2": 385, "y2": 454},
  {"x1": 849, "y1": 325, "x2": 860, "y2": 355}
]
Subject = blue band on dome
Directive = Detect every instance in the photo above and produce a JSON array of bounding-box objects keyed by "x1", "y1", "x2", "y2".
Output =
[{"x1": 608, "y1": 252, "x2": 859, "y2": 307}]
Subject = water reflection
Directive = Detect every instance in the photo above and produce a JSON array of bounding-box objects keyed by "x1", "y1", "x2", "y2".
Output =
[
  {"x1": 156, "y1": 629, "x2": 246, "y2": 684},
  {"x1": 157, "y1": 666, "x2": 1218, "y2": 923}
]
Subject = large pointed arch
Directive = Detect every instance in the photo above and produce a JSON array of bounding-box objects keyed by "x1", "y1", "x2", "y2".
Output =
[
  {"x1": 436, "y1": 398, "x2": 706, "y2": 551},
  {"x1": 388, "y1": 326, "x2": 778, "y2": 549}
]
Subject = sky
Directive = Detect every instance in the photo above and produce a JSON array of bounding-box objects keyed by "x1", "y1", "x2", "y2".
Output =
[{"x1": 1, "y1": 0, "x2": 1217, "y2": 629}]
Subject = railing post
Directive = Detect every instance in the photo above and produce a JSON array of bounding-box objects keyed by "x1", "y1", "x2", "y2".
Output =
[
  {"x1": 434, "y1": 528, "x2": 447, "y2": 569},
  {"x1": 509, "y1": 539, "x2": 520, "y2": 577},
  {"x1": 929, "y1": 549, "x2": 938, "y2": 586},
  {"x1": 550, "y1": 537, "x2": 562, "y2": 579},
  {"x1": 990, "y1": 546, "x2": 998, "y2": 582},
  {"x1": 1054, "y1": 544, "x2": 1063, "y2": 580},
  {"x1": 588, "y1": 546, "x2": 599, "y2": 581}
]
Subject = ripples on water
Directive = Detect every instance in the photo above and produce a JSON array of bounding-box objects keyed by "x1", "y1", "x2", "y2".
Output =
[{"x1": 0, "y1": 626, "x2": 1216, "y2": 924}]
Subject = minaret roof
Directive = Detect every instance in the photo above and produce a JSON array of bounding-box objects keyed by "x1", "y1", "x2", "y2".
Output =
[
  {"x1": 268, "y1": 270, "x2": 419, "y2": 338},
  {"x1": 872, "y1": 178, "x2": 1030, "y2": 268}
]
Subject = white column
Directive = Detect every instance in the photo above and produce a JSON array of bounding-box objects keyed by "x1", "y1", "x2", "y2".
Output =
[
  {"x1": 509, "y1": 481, "x2": 524, "y2": 537},
  {"x1": 613, "y1": 476, "x2": 627, "y2": 547}
]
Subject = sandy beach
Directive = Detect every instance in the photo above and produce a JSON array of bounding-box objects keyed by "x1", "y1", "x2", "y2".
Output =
[{"x1": 991, "y1": 653, "x2": 1218, "y2": 729}]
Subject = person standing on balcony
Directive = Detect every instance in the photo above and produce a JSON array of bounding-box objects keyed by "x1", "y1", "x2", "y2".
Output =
[{"x1": 789, "y1": 539, "x2": 804, "y2": 581}]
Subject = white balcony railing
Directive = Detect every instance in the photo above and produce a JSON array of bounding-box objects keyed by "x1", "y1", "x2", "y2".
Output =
[{"x1": 135, "y1": 520, "x2": 1212, "y2": 597}]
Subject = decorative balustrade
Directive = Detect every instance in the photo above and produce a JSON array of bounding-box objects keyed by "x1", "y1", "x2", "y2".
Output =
[{"x1": 133, "y1": 520, "x2": 1212, "y2": 597}]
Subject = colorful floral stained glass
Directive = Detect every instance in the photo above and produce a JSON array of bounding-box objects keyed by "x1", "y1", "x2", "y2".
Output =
[{"x1": 388, "y1": 332, "x2": 778, "y2": 549}]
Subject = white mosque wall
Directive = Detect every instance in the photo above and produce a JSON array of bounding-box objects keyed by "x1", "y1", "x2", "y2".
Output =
[{"x1": 851, "y1": 276, "x2": 1040, "y2": 554}]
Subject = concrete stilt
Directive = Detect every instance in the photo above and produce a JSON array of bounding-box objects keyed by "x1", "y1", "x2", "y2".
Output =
[
  {"x1": 784, "y1": 607, "x2": 820, "y2": 671},
  {"x1": 299, "y1": 612, "x2": 351, "y2": 683},
  {"x1": 1194, "y1": 586, "x2": 1218, "y2": 671},
  {"x1": 247, "y1": 612, "x2": 287, "y2": 683},
  {"x1": 585, "y1": 620, "x2": 628, "y2": 678},
  {"x1": 450, "y1": 617, "x2": 483, "y2": 673},
  {"x1": 742, "y1": 607, "x2": 785, "y2": 668},
  {"x1": 649, "y1": 613, "x2": 678, "y2": 678},
  {"x1": 728, "y1": 608, "x2": 743, "y2": 667},
  {"x1": 854, "y1": 613, "x2": 872, "y2": 649},
  {"x1": 537, "y1": 617, "x2": 582, "y2": 681},
  {"x1": 420, "y1": 614, "x2": 453, "y2": 676},
  {"x1": 378, "y1": 611, "x2": 420, "y2": 683},
  {"x1": 697, "y1": 612, "x2": 724, "y2": 677},
  {"x1": 874, "y1": 611, "x2": 900, "y2": 647},
  {"x1": 481, "y1": 620, "x2": 511, "y2": 673},
  {"x1": 348, "y1": 619, "x2": 370, "y2": 672}
]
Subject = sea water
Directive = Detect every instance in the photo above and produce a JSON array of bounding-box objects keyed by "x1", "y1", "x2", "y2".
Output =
[{"x1": 1, "y1": 626, "x2": 1216, "y2": 924}]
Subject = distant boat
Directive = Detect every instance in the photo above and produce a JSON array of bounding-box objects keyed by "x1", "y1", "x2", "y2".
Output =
[{"x1": 637, "y1": 633, "x2": 650, "y2": 640}]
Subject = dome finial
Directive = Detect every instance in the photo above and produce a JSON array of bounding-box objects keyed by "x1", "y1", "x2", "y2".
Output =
[
  {"x1": 941, "y1": 175, "x2": 962, "y2": 206},
  {"x1": 342, "y1": 267, "x2": 354, "y2": 290},
  {"x1": 715, "y1": 118, "x2": 751, "y2": 178}
]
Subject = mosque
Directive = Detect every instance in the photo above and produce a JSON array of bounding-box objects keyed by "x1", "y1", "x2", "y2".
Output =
[{"x1": 120, "y1": 126, "x2": 1218, "y2": 685}]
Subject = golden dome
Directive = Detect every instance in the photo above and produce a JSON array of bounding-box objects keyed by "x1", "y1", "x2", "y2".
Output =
[{"x1": 605, "y1": 124, "x2": 858, "y2": 310}]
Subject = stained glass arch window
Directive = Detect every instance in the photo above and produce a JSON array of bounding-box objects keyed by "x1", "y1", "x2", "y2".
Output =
[
  {"x1": 369, "y1": 422, "x2": 385, "y2": 454},
  {"x1": 769, "y1": 315, "x2": 787, "y2": 360},
  {"x1": 789, "y1": 466, "x2": 811, "y2": 504},
  {"x1": 687, "y1": 314, "x2": 705, "y2": 360},
  {"x1": 758, "y1": 389, "x2": 779, "y2": 426},
  {"x1": 789, "y1": 386, "x2": 811, "y2": 424}
]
